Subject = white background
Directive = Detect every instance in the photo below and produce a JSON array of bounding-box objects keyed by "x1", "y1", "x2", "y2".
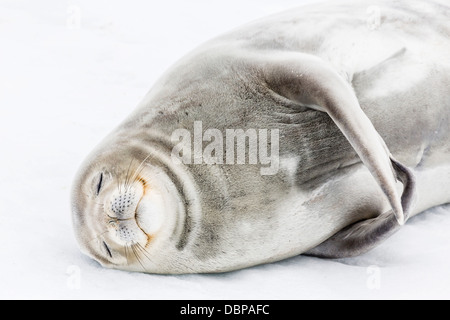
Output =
[{"x1": 1, "y1": 0, "x2": 449, "y2": 299}]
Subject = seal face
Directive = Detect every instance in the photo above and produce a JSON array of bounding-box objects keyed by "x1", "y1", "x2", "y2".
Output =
[
  {"x1": 72, "y1": 0, "x2": 450, "y2": 274},
  {"x1": 73, "y1": 141, "x2": 205, "y2": 273},
  {"x1": 72, "y1": 153, "x2": 154, "y2": 270}
]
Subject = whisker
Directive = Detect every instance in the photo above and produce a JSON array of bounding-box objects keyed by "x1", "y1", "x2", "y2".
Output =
[
  {"x1": 134, "y1": 242, "x2": 153, "y2": 264},
  {"x1": 123, "y1": 159, "x2": 135, "y2": 192},
  {"x1": 124, "y1": 243, "x2": 131, "y2": 266},
  {"x1": 126, "y1": 153, "x2": 152, "y2": 192},
  {"x1": 136, "y1": 171, "x2": 154, "y2": 183},
  {"x1": 131, "y1": 242, "x2": 147, "y2": 272}
]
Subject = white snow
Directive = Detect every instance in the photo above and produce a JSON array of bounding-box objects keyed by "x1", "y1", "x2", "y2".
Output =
[{"x1": 1, "y1": 0, "x2": 449, "y2": 300}]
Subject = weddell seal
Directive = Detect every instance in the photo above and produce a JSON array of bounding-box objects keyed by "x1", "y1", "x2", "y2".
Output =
[{"x1": 71, "y1": 0, "x2": 450, "y2": 274}]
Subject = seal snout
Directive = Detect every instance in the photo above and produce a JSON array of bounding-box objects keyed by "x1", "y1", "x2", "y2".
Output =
[
  {"x1": 105, "y1": 182, "x2": 149, "y2": 245},
  {"x1": 110, "y1": 189, "x2": 139, "y2": 219}
]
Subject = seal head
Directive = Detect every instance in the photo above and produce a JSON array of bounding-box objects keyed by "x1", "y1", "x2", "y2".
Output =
[{"x1": 71, "y1": 147, "x2": 180, "y2": 272}]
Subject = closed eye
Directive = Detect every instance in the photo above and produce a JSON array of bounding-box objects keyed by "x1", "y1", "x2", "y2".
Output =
[
  {"x1": 96, "y1": 173, "x2": 104, "y2": 196},
  {"x1": 103, "y1": 241, "x2": 112, "y2": 258}
]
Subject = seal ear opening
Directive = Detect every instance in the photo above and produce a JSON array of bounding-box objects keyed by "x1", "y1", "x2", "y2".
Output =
[{"x1": 261, "y1": 52, "x2": 415, "y2": 225}]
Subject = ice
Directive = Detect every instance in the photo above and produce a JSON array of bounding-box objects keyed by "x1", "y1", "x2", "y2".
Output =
[{"x1": 0, "y1": 0, "x2": 449, "y2": 299}]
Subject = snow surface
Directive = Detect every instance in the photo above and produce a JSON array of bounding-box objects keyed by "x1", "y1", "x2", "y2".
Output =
[{"x1": 1, "y1": 0, "x2": 449, "y2": 300}]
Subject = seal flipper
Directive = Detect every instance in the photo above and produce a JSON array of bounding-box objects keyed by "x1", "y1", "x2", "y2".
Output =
[
  {"x1": 305, "y1": 157, "x2": 416, "y2": 258},
  {"x1": 261, "y1": 52, "x2": 411, "y2": 225}
]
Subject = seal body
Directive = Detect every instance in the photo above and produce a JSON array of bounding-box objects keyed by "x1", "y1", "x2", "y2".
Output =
[{"x1": 72, "y1": 0, "x2": 450, "y2": 273}]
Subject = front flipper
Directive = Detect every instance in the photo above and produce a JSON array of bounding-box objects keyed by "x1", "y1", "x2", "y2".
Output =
[
  {"x1": 259, "y1": 52, "x2": 416, "y2": 257},
  {"x1": 305, "y1": 210, "x2": 398, "y2": 258},
  {"x1": 260, "y1": 52, "x2": 414, "y2": 225},
  {"x1": 305, "y1": 158, "x2": 415, "y2": 258}
]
